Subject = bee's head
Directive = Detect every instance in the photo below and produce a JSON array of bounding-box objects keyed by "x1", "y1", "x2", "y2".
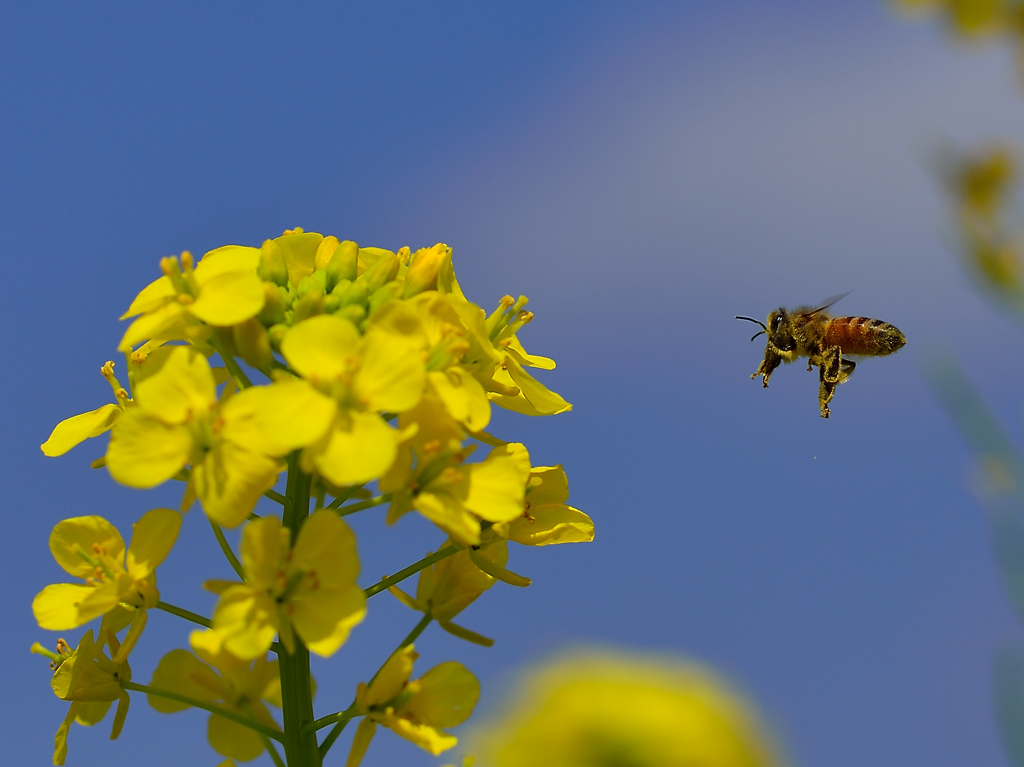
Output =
[{"x1": 765, "y1": 308, "x2": 796, "y2": 352}]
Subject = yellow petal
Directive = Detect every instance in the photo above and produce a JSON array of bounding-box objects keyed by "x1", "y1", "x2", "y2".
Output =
[
  {"x1": 526, "y1": 465, "x2": 569, "y2": 505},
  {"x1": 417, "y1": 543, "x2": 506, "y2": 621},
  {"x1": 293, "y1": 586, "x2": 366, "y2": 657},
  {"x1": 281, "y1": 314, "x2": 360, "y2": 382},
  {"x1": 312, "y1": 412, "x2": 397, "y2": 486},
  {"x1": 121, "y1": 275, "x2": 175, "y2": 319},
  {"x1": 194, "y1": 245, "x2": 262, "y2": 279},
  {"x1": 292, "y1": 510, "x2": 360, "y2": 585},
  {"x1": 148, "y1": 649, "x2": 223, "y2": 712},
  {"x1": 239, "y1": 516, "x2": 288, "y2": 589},
  {"x1": 428, "y1": 368, "x2": 490, "y2": 431},
  {"x1": 189, "y1": 269, "x2": 266, "y2": 326},
  {"x1": 463, "y1": 453, "x2": 527, "y2": 523},
  {"x1": 387, "y1": 717, "x2": 458, "y2": 755},
  {"x1": 49, "y1": 516, "x2": 125, "y2": 577},
  {"x1": 366, "y1": 645, "x2": 416, "y2": 705},
  {"x1": 490, "y1": 358, "x2": 571, "y2": 416},
  {"x1": 345, "y1": 719, "x2": 377, "y2": 767},
  {"x1": 135, "y1": 346, "x2": 216, "y2": 422},
  {"x1": 118, "y1": 301, "x2": 188, "y2": 352},
  {"x1": 33, "y1": 583, "x2": 96, "y2": 630},
  {"x1": 212, "y1": 585, "x2": 279, "y2": 661},
  {"x1": 72, "y1": 580, "x2": 124, "y2": 625},
  {"x1": 41, "y1": 404, "x2": 121, "y2": 457},
  {"x1": 509, "y1": 504, "x2": 594, "y2": 545},
  {"x1": 220, "y1": 378, "x2": 336, "y2": 456},
  {"x1": 356, "y1": 331, "x2": 426, "y2": 412},
  {"x1": 125, "y1": 508, "x2": 182, "y2": 579},
  {"x1": 274, "y1": 231, "x2": 323, "y2": 287},
  {"x1": 106, "y1": 409, "x2": 191, "y2": 488},
  {"x1": 208, "y1": 712, "x2": 266, "y2": 761},
  {"x1": 192, "y1": 442, "x2": 282, "y2": 528},
  {"x1": 403, "y1": 662, "x2": 479, "y2": 728},
  {"x1": 506, "y1": 335, "x2": 556, "y2": 370},
  {"x1": 413, "y1": 492, "x2": 480, "y2": 546}
]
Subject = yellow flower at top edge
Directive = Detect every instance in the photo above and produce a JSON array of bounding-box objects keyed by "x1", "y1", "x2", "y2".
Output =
[
  {"x1": 32, "y1": 508, "x2": 180, "y2": 637},
  {"x1": 105, "y1": 346, "x2": 325, "y2": 527},
  {"x1": 118, "y1": 246, "x2": 266, "y2": 353},
  {"x1": 468, "y1": 650, "x2": 787, "y2": 767},
  {"x1": 206, "y1": 510, "x2": 366, "y2": 659},
  {"x1": 148, "y1": 630, "x2": 282, "y2": 762},
  {"x1": 346, "y1": 645, "x2": 479, "y2": 766},
  {"x1": 279, "y1": 313, "x2": 426, "y2": 486}
]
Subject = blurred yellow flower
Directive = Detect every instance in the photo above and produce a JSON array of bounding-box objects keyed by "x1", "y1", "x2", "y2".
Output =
[
  {"x1": 468, "y1": 649, "x2": 786, "y2": 767},
  {"x1": 148, "y1": 630, "x2": 283, "y2": 762}
]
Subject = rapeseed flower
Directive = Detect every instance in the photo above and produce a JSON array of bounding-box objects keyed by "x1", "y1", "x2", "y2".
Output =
[
  {"x1": 119, "y1": 246, "x2": 265, "y2": 353},
  {"x1": 105, "y1": 346, "x2": 321, "y2": 526},
  {"x1": 206, "y1": 510, "x2": 365, "y2": 659},
  {"x1": 44, "y1": 629, "x2": 132, "y2": 765},
  {"x1": 347, "y1": 645, "x2": 479, "y2": 765},
  {"x1": 32, "y1": 508, "x2": 180, "y2": 649},
  {"x1": 278, "y1": 313, "x2": 425, "y2": 486},
  {"x1": 149, "y1": 629, "x2": 283, "y2": 761}
]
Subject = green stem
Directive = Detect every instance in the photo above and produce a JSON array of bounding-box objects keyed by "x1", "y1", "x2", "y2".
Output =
[
  {"x1": 363, "y1": 544, "x2": 460, "y2": 598},
  {"x1": 154, "y1": 601, "x2": 212, "y2": 629},
  {"x1": 263, "y1": 737, "x2": 286, "y2": 767},
  {"x1": 121, "y1": 681, "x2": 282, "y2": 741},
  {"x1": 335, "y1": 492, "x2": 392, "y2": 517},
  {"x1": 265, "y1": 488, "x2": 290, "y2": 509},
  {"x1": 326, "y1": 484, "x2": 365, "y2": 510},
  {"x1": 209, "y1": 518, "x2": 245, "y2": 580},
  {"x1": 317, "y1": 614, "x2": 432, "y2": 757},
  {"x1": 279, "y1": 454, "x2": 321, "y2": 767},
  {"x1": 212, "y1": 340, "x2": 253, "y2": 389}
]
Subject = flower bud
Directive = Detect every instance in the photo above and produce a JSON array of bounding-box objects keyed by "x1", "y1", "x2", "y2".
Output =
[
  {"x1": 257, "y1": 282, "x2": 287, "y2": 325},
  {"x1": 232, "y1": 318, "x2": 274, "y2": 373},
  {"x1": 315, "y1": 235, "x2": 340, "y2": 270},
  {"x1": 292, "y1": 283, "x2": 324, "y2": 323},
  {"x1": 267, "y1": 323, "x2": 288, "y2": 351},
  {"x1": 369, "y1": 281, "x2": 402, "y2": 314},
  {"x1": 336, "y1": 303, "x2": 367, "y2": 326},
  {"x1": 357, "y1": 250, "x2": 400, "y2": 294},
  {"x1": 258, "y1": 239, "x2": 288, "y2": 286},
  {"x1": 403, "y1": 243, "x2": 450, "y2": 298},
  {"x1": 327, "y1": 240, "x2": 359, "y2": 288}
]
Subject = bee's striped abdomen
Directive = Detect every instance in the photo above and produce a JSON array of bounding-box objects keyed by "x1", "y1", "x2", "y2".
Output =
[{"x1": 823, "y1": 316, "x2": 906, "y2": 357}]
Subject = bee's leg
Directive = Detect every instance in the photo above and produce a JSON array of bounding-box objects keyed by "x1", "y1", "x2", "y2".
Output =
[
  {"x1": 817, "y1": 345, "x2": 843, "y2": 418},
  {"x1": 751, "y1": 350, "x2": 783, "y2": 388},
  {"x1": 837, "y1": 358, "x2": 856, "y2": 384}
]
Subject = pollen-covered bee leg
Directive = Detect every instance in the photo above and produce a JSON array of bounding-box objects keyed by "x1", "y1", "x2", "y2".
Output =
[
  {"x1": 751, "y1": 349, "x2": 783, "y2": 388},
  {"x1": 817, "y1": 345, "x2": 843, "y2": 418},
  {"x1": 837, "y1": 358, "x2": 856, "y2": 384}
]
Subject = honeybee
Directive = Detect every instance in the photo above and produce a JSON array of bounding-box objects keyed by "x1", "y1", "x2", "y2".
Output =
[{"x1": 736, "y1": 295, "x2": 906, "y2": 418}]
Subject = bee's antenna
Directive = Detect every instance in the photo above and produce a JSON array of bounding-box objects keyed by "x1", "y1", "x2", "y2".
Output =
[{"x1": 735, "y1": 316, "x2": 768, "y2": 342}]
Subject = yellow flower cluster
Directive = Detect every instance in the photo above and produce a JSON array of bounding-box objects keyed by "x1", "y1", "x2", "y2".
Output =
[{"x1": 33, "y1": 229, "x2": 591, "y2": 765}]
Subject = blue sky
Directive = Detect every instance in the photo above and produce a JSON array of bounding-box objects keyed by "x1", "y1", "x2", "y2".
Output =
[{"x1": 5, "y1": 2, "x2": 1024, "y2": 765}]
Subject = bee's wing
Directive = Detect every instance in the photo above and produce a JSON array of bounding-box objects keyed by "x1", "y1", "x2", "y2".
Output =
[{"x1": 802, "y1": 291, "x2": 851, "y2": 318}]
